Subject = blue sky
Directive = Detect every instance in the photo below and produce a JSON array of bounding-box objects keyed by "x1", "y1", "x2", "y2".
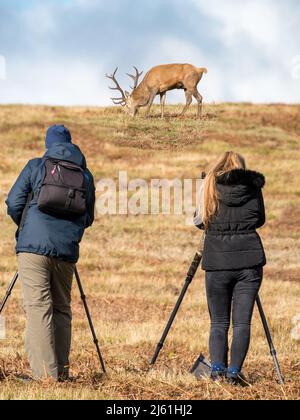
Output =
[{"x1": 0, "y1": 0, "x2": 299, "y2": 105}]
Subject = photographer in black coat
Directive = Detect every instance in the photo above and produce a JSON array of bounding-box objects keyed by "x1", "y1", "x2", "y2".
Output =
[{"x1": 195, "y1": 151, "x2": 266, "y2": 384}]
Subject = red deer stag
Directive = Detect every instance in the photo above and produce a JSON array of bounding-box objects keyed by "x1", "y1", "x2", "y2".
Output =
[{"x1": 106, "y1": 63, "x2": 208, "y2": 118}]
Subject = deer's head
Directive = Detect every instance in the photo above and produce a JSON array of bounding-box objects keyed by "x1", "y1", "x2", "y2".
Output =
[{"x1": 106, "y1": 67, "x2": 143, "y2": 117}]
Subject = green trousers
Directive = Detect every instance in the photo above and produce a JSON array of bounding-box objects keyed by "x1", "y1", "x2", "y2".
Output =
[{"x1": 18, "y1": 253, "x2": 75, "y2": 380}]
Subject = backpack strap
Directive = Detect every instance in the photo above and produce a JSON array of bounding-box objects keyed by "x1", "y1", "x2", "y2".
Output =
[{"x1": 19, "y1": 192, "x2": 33, "y2": 231}]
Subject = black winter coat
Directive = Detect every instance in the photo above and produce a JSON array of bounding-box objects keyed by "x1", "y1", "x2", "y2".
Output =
[{"x1": 197, "y1": 169, "x2": 266, "y2": 271}]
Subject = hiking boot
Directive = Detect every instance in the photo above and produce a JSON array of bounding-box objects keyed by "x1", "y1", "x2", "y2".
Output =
[
  {"x1": 210, "y1": 362, "x2": 227, "y2": 381},
  {"x1": 226, "y1": 370, "x2": 248, "y2": 386},
  {"x1": 211, "y1": 370, "x2": 227, "y2": 381}
]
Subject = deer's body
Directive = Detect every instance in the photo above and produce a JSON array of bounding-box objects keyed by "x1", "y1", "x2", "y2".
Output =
[{"x1": 107, "y1": 63, "x2": 208, "y2": 118}]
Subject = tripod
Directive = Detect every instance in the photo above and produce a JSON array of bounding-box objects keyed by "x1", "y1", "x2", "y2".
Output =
[
  {"x1": 150, "y1": 251, "x2": 285, "y2": 385},
  {"x1": 0, "y1": 267, "x2": 106, "y2": 374}
]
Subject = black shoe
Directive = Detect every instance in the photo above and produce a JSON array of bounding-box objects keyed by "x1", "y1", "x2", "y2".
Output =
[
  {"x1": 211, "y1": 369, "x2": 227, "y2": 381},
  {"x1": 226, "y1": 372, "x2": 248, "y2": 387}
]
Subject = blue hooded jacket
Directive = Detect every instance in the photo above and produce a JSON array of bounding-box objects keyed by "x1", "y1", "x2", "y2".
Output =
[{"x1": 6, "y1": 129, "x2": 95, "y2": 263}]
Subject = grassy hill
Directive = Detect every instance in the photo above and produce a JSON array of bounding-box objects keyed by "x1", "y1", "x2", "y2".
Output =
[{"x1": 0, "y1": 103, "x2": 299, "y2": 400}]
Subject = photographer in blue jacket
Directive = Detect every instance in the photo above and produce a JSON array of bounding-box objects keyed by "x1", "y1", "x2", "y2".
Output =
[{"x1": 6, "y1": 125, "x2": 95, "y2": 381}]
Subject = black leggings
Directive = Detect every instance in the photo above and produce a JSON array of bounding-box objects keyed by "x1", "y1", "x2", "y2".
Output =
[{"x1": 205, "y1": 267, "x2": 263, "y2": 370}]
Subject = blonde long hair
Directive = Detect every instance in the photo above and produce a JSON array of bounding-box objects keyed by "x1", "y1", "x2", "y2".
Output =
[{"x1": 202, "y1": 152, "x2": 246, "y2": 229}]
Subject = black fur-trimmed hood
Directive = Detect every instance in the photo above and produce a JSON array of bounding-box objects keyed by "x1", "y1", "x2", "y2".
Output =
[
  {"x1": 216, "y1": 169, "x2": 265, "y2": 207},
  {"x1": 217, "y1": 169, "x2": 265, "y2": 189}
]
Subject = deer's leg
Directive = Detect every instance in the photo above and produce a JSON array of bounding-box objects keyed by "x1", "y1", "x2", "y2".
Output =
[
  {"x1": 145, "y1": 91, "x2": 157, "y2": 117},
  {"x1": 180, "y1": 91, "x2": 193, "y2": 116},
  {"x1": 160, "y1": 93, "x2": 167, "y2": 118},
  {"x1": 193, "y1": 89, "x2": 203, "y2": 117}
]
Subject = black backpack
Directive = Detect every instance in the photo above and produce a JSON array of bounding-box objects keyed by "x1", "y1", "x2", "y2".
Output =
[{"x1": 37, "y1": 158, "x2": 87, "y2": 219}]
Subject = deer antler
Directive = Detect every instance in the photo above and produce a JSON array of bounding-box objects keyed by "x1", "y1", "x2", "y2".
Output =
[
  {"x1": 106, "y1": 67, "x2": 127, "y2": 106},
  {"x1": 126, "y1": 66, "x2": 143, "y2": 90}
]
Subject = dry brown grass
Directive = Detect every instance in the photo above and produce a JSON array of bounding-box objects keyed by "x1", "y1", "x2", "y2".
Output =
[{"x1": 0, "y1": 103, "x2": 299, "y2": 400}]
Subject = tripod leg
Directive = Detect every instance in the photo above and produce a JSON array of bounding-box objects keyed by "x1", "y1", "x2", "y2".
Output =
[
  {"x1": 74, "y1": 267, "x2": 106, "y2": 374},
  {"x1": 256, "y1": 295, "x2": 285, "y2": 385},
  {"x1": 150, "y1": 279, "x2": 191, "y2": 367},
  {"x1": 150, "y1": 252, "x2": 202, "y2": 367},
  {"x1": 0, "y1": 272, "x2": 19, "y2": 315}
]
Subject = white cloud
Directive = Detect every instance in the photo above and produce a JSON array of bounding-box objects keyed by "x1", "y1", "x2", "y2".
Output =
[
  {"x1": 232, "y1": 73, "x2": 295, "y2": 103},
  {"x1": 0, "y1": 55, "x2": 6, "y2": 80},
  {"x1": 22, "y1": 3, "x2": 56, "y2": 36},
  {"x1": 194, "y1": 0, "x2": 281, "y2": 49},
  {"x1": 188, "y1": 0, "x2": 300, "y2": 103},
  {"x1": 1, "y1": 58, "x2": 110, "y2": 106},
  {"x1": 291, "y1": 55, "x2": 300, "y2": 80}
]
